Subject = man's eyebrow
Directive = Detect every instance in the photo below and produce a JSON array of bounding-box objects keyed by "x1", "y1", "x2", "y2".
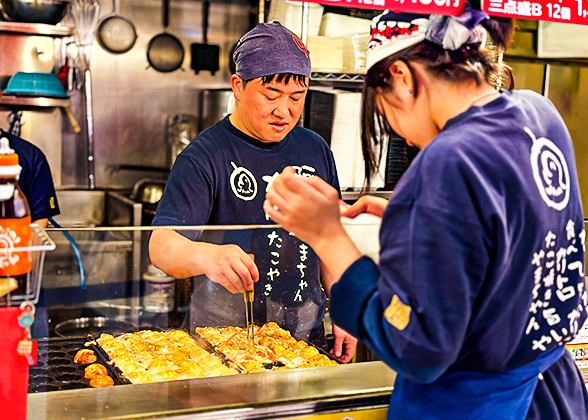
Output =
[{"x1": 266, "y1": 87, "x2": 307, "y2": 95}]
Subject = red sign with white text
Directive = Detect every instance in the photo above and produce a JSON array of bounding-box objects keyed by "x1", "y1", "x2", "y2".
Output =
[
  {"x1": 290, "y1": 0, "x2": 466, "y2": 15},
  {"x1": 482, "y1": 0, "x2": 588, "y2": 25}
]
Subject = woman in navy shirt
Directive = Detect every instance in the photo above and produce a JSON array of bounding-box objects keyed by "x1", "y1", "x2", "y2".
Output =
[{"x1": 265, "y1": 8, "x2": 588, "y2": 420}]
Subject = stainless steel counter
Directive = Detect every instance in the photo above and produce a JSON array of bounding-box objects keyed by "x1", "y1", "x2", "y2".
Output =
[{"x1": 28, "y1": 361, "x2": 396, "y2": 420}]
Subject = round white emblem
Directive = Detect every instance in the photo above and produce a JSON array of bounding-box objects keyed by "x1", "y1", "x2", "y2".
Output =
[
  {"x1": 230, "y1": 161, "x2": 257, "y2": 201},
  {"x1": 527, "y1": 127, "x2": 570, "y2": 211}
]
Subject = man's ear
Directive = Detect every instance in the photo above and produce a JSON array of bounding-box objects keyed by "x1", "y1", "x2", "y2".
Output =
[
  {"x1": 231, "y1": 75, "x2": 244, "y2": 101},
  {"x1": 388, "y1": 60, "x2": 414, "y2": 97}
]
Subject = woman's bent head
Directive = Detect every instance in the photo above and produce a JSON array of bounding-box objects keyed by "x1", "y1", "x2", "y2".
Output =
[{"x1": 361, "y1": 5, "x2": 515, "y2": 187}]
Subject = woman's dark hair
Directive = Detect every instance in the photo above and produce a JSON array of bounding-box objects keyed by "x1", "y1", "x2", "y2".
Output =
[{"x1": 360, "y1": 15, "x2": 515, "y2": 190}]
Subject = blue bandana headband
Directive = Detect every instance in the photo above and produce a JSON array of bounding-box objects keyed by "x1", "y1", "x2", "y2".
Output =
[
  {"x1": 233, "y1": 22, "x2": 311, "y2": 80},
  {"x1": 366, "y1": 6, "x2": 489, "y2": 71}
]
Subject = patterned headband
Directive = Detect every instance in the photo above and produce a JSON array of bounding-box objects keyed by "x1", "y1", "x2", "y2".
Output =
[{"x1": 366, "y1": 7, "x2": 489, "y2": 72}]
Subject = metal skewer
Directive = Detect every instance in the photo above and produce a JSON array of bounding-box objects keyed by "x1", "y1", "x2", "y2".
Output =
[{"x1": 244, "y1": 289, "x2": 254, "y2": 342}]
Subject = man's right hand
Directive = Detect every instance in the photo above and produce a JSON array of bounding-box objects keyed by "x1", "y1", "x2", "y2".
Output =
[
  {"x1": 149, "y1": 229, "x2": 259, "y2": 294},
  {"x1": 201, "y1": 244, "x2": 259, "y2": 294}
]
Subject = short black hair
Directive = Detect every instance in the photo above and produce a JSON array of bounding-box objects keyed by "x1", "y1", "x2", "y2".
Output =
[{"x1": 243, "y1": 73, "x2": 308, "y2": 88}]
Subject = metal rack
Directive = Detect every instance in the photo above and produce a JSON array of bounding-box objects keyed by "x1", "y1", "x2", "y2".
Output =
[{"x1": 1, "y1": 225, "x2": 56, "y2": 306}]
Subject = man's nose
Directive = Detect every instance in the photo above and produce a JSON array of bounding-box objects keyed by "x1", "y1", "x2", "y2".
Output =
[{"x1": 273, "y1": 98, "x2": 289, "y2": 118}]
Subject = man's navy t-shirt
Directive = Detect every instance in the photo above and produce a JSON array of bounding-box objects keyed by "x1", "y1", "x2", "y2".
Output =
[
  {"x1": 153, "y1": 117, "x2": 340, "y2": 345},
  {"x1": 0, "y1": 130, "x2": 60, "y2": 221}
]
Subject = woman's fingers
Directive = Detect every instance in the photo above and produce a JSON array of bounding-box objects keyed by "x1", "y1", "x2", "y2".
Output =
[
  {"x1": 341, "y1": 195, "x2": 388, "y2": 218},
  {"x1": 341, "y1": 195, "x2": 370, "y2": 217}
]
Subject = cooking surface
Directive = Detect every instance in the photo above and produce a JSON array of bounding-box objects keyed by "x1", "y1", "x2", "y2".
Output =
[{"x1": 29, "y1": 337, "x2": 91, "y2": 393}]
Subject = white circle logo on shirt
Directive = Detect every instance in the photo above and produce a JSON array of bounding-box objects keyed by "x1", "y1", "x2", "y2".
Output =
[
  {"x1": 230, "y1": 161, "x2": 257, "y2": 201},
  {"x1": 527, "y1": 127, "x2": 570, "y2": 211}
]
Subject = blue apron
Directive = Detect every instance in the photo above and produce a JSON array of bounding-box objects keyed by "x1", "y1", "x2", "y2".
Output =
[{"x1": 387, "y1": 346, "x2": 565, "y2": 420}]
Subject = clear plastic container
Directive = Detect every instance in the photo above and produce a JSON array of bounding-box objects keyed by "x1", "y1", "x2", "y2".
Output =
[{"x1": 143, "y1": 264, "x2": 175, "y2": 313}]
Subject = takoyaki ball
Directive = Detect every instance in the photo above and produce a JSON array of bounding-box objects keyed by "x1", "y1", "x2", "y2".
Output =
[
  {"x1": 90, "y1": 374, "x2": 114, "y2": 387},
  {"x1": 74, "y1": 349, "x2": 97, "y2": 364},
  {"x1": 298, "y1": 346, "x2": 320, "y2": 359},
  {"x1": 84, "y1": 363, "x2": 108, "y2": 379},
  {"x1": 241, "y1": 360, "x2": 264, "y2": 373}
]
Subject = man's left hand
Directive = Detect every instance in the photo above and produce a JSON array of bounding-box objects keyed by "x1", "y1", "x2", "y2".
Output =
[{"x1": 331, "y1": 324, "x2": 358, "y2": 363}]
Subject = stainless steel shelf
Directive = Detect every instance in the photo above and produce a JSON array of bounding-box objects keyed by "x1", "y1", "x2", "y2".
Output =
[
  {"x1": 342, "y1": 190, "x2": 393, "y2": 201},
  {"x1": 0, "y1": 21, "x2": 73, "y2": 36},
  {"x1": 0, "y1": 95, "x2": 70, "y2": 108}
]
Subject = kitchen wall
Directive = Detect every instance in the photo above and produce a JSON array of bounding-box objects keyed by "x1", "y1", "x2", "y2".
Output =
[
  {"x1": 508, "y1": 59, "x2": 588, "y2": 213},
  {"x1": 0, "y1": 0, "x2": 251, "y2": 190},
  {"x1": 73, "y1": 0, "x2": 251, "y2": 189}
]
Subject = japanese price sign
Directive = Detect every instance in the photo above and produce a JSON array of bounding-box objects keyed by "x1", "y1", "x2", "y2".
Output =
[
  {"x1": 290, "y1": 0, "x2": 466, "y2": 15},
  {"x1": 483, "y1": 0, "x2": 588, "y2": 25}
]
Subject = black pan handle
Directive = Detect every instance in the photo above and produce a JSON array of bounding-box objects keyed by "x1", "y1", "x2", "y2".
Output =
[
  {"x1": 202, "y1": 0, "x2": 209, "y2": 44},
  {"x1": 163, "y1": 0, "x2": 169, "y2": 29}
]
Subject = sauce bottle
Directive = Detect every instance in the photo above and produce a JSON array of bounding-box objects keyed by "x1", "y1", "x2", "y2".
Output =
[{"x1": 0, "y1": 137, "x2": 31, "y2": 297}]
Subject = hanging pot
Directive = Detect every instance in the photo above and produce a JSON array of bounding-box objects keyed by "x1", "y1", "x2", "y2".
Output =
[
  {"x1": 96, "y1": 0, "x2": 137, "y2": 54},
  {"x1": 146, "y1": 0, "x2": 184, "y2": 73}
]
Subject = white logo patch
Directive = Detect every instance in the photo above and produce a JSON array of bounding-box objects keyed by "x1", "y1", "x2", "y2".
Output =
[
  {"x1": 230, "y1": 162, "x2": 257, "y2": 201},
  {"x1": 527, "y1": 127, "x2": 570, "y2": 211},
  {"x1": 262, "y1": 172, "x2": 280, "y2": 192}
]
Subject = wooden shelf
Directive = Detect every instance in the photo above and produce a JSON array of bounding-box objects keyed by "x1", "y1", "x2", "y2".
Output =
[
  {"x1": 0, "y1": 21, "x2": 73, "y2": 37},
  {"x1": 0, "y1": 95, "x2": 70, "y2": 108}
]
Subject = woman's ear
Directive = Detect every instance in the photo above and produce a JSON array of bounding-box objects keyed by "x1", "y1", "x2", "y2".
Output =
[{"x1": 388, "y1": 60, "x2": 414, "y2": 97}]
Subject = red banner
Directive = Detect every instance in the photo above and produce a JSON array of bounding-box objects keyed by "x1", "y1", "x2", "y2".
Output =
[
  {"x1": 290, "y1": 0, "x2": 466, "y2": 15},
  {"x1": 482, "y1": 0, "x2": 588, "y2": 24}
]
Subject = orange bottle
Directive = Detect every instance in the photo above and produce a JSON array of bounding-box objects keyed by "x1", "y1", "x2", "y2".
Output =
[{"x1": 0, "y1": 137, "x2": 31, "y2": 295}]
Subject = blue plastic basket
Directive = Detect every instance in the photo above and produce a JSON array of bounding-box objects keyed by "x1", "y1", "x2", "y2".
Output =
[{"x1": 3, "y1": 72, "x2": 67, "y2": 98}]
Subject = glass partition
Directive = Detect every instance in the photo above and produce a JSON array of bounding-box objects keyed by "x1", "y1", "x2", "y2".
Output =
[{"x1": 40, "y1": 221, "x2": 381, "y2": 343}]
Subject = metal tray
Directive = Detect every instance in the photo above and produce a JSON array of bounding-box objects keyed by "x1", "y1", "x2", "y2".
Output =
[
  {"x1": 84, "y1": 336, "x2": 132, "y2": 385},
  {"x1": 29, "y1": 337, "x2": 127, "y2": 393},
  {"x1": 87, "y1": 329, "x2": 243, "y2": 384},
  {"x1": 192, "y1": 327, "x2": 340, "y2": 371}
]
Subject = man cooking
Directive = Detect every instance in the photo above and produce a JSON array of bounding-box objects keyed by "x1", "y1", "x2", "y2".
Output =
[{"x1": 149, "y1": 22, "x2": 357, "y2": 362}]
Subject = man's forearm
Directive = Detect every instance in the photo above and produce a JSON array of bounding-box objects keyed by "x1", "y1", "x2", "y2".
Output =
[
  {"x1": 149, "y1": 229, "x2": 215, "y2": 279},
  {"x1": 34, "y1": 218, "x2": 48, "y2": 229}
]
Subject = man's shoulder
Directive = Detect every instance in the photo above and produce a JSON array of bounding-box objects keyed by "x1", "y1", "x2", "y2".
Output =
[
  {"x1": 0, "y1": 130, "x2": 46, "y2": 165},
  {"x1": 183, "y1": 120, "x2": 231, "y2": 155}
]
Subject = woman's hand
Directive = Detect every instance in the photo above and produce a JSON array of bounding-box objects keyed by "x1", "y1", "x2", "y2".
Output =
[
  {"x1": 265, "y1": 167, "x2": 362, "y2": 282},
  {"x1": 341, "y1": 195, "x2": 389, "y2": 218},
  {"x1": 264, "y1": 167, "x2": 344, "y2": 247}
]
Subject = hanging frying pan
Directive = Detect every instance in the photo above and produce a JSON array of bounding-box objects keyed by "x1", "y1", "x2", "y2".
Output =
[
  {"x1": 146, "y1": 0, "x2": 184, "y2": 73},
  {"x1": 97, "y1": 0, "x2": 137, "y2": 54},
  {"x1": 189, "y1": 0, "x2": 219, "y2": 75}
]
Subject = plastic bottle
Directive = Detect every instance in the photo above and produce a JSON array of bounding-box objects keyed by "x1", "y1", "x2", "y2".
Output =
[
  {"x1": 0, "y1": 137, "x2": 31, "y2": 296},
  {"x1": 143, "y1": 264, "x2": 175, "y2": 313}
]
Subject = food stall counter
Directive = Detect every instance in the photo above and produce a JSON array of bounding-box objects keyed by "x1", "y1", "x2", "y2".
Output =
[{"x1": 28, "y1": 361, "x2": 396, "y2": 419}]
